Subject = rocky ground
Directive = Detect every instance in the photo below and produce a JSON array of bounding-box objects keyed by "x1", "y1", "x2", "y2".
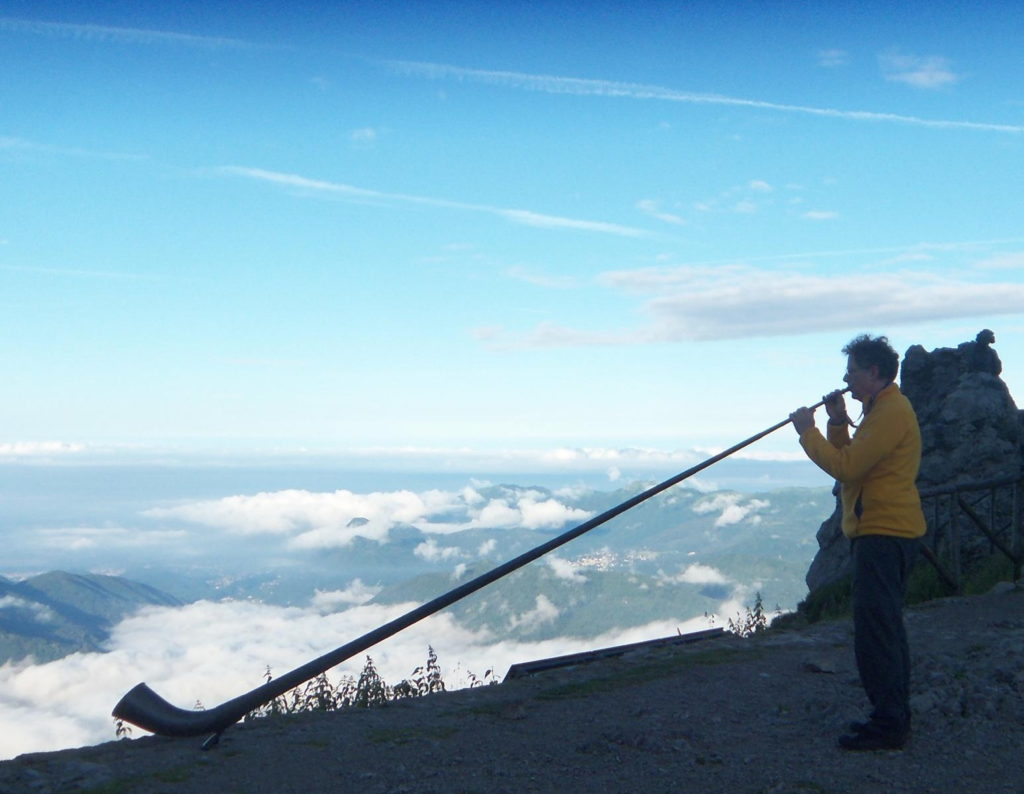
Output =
[{"x1": 3, "y1": 584, "x2": 1024, "y2": 793}]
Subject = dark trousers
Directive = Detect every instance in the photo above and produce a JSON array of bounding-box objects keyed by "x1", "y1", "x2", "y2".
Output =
[{"x1": 851, "y1": 534, "x2": 919, "y2": 735}]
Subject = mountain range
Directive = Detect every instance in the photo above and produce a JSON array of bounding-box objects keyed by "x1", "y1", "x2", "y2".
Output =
[{"x1": 0, "y1": 572, "x2": 182, "y2": 664}]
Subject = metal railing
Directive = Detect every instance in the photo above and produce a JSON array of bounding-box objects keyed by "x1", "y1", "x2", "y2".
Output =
[{"x1": 917, "y1": 472, "x2": 1023, "y2": 593}]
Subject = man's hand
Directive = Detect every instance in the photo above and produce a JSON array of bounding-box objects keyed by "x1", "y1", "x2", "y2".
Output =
[
  {"x1": 823, "y1": 389, "x2": 850, "y2": 425},
  {"x1": 789, "y1": 407, "x2": 815, "y2": 435}
]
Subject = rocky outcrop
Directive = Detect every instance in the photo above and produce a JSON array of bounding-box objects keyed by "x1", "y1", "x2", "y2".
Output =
[
  {"x1": 805, "y1": 330, "x2": 1022, "y2": 594},
  {"x1": 902, "y1": 329, "x2": 1019, "y2": 489}
]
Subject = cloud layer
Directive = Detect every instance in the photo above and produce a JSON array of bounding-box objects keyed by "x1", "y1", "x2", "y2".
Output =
[
  {"x1": 146, "y1": 485, "x2": 594, "y2": 548},
  {"x1": 479, "y1": 252, "x2": 1024, "y2": 348},
  {"x1": 0, "y1": 593, "x2": 716, "y2": 760}
]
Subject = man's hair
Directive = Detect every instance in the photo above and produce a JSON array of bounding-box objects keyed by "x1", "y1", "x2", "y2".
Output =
[{"x1": 843, "y1": 334, "x2": 899, "y2": 382}]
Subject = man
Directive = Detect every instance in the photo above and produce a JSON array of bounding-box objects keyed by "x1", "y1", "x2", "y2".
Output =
[{"x1": 790, "y1": 334, "x2": 925, "y2": 751}]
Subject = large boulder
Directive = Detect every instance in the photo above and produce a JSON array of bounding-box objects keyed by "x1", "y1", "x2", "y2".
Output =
[{"x1": 805, "y1": 330, "x2": 1022, "y2": 595}]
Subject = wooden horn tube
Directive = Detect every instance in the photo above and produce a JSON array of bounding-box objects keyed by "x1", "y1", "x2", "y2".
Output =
[{"x1": 112, "y1": 388, "x2": 849, "y2": 739}]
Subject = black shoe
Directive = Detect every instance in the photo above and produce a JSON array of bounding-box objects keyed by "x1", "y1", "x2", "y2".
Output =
[
  {"x1": 837, "y1": 728, "x2": 908, "y2": 752},
  {"x1": 847, "y1": 720, "x2": 872, "y2": 734}
]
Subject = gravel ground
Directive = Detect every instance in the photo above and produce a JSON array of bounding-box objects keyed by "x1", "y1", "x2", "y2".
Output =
[{"x1": 3, "y1": 584, "x2": 1024, "y2": 793}]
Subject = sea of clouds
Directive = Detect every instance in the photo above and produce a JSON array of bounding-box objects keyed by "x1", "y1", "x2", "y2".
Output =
[
  {"x1": 0, "y1": 462, "x2": 785, "y2": 761},
  {"x1": 0, "y1": 583, "x2": 717, "y2": 760}
]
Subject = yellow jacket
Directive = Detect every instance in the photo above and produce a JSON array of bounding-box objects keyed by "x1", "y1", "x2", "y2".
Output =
[{"x1": 799, "y1": 383, "x2": 926, "y2": 539}]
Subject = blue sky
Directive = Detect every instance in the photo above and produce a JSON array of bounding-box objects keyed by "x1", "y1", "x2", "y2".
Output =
[{"x1": 3, "y1": 0, "x2": 1023, "y2": 469}]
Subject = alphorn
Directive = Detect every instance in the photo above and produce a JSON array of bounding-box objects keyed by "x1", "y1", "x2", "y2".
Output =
[{"x1": 113, "y1": 389, "x2": 849, "y2": 744}]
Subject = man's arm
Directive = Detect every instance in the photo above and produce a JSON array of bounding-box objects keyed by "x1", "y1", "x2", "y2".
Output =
[{"x1": 800, "y1": 404, "x2": 903, "y2": 482}]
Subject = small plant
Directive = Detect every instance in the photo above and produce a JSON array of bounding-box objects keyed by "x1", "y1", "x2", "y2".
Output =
[
  {"x1": 229, "y1": 647, "x2": 495, "y2": 731},
  {"x1": 114, "y1": 718, "x2": 132, "y2": 739},
  {"x1": 303, "y1": 672, "x2": 338, "y2": 711},
  {"x1": 352, "y1": 656, "x2": 388, "y2": 708},
  {"x1": 726, "y1": 591, "x2": 772, "y2": 638},
  {"x1": 465, "y1": 666, "x2": 499, "y2": 687}
]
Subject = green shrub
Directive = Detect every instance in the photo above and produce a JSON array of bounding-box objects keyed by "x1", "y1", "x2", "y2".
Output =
[
  {"x1": 905, "y1": 559, "x2": 950, "y2": 605},
  {"x1": 962, "y1": 552, "x2": 1017, "y2": 595},
  {"x1": 791, "y1": 546, "x2": 1018, "y2": 628},
  {"x1": 794, "y1": 573, "x2": 852, "y2": 624}
]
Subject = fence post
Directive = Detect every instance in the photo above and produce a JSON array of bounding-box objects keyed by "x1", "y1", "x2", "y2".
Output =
[
  {"x1": 1015, "y1": 480, "x2": 1022, "y2": 584},
  {"x1": 989, "y1": 486, "x2": 997, "y2": 557},
  {"x1": 951, "y1": 491, "x2": 962, "y2": 595}
]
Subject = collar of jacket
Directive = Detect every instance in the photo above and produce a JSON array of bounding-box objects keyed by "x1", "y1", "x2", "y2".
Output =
[{"x1": 864, "y1": 381, "x2": 897, "y2": 415}]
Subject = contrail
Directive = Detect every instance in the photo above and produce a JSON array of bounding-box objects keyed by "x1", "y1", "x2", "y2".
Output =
[
  {"x1": 0, "y1": 17, "x2": 251, "y2": 48},
  {"x1": 385, "y1": 60, "x2": 1024, "y2": 135},
  {"x1": 219, "y1": 166, "x2": 649, "y2": 237}
]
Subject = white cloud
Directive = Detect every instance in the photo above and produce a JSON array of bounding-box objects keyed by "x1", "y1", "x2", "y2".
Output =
[
  {"x1": 803, "y1": 210, "x2": 838, "y2": 221},
  {"x1": 694, "y1": 447, "x2": 808, "y2": 463},
  {"x1": 517, "y1": 495, "x2": 592, "y2": 530},
  {"x1": 687, "y1": 477, "x2": 718, "y2": 493},
  {"x1": 35, "y1": 527, "x2": 187, "y2": 550},
  {"x1": 386, "y1": 59, "x2": 1023, "y2": 134},
  {"x1": 146, "y1": 488, "x2": 446, "y2": 544},
  {"x1": 715, "y1": 503, "x2": 762, "y2": 527},
  {"x1": 880, "y1": 52, "x2": 960, "y2": 89},
  {"x1": 312, "y1": 444, "x2": 804, "y2": 477},
  {"x1": 693, "y1": 494, "x2": 769, "y2": 527},
  {"x1": 219, "y1": 167, "x2": 648, "y2": 237},
  {"x1": 146, "y1": 486, "x2": 592, "y2": 549},
  {"x1": 310, "y1": 580, "x2": 381, "y2": 612},
  {"x1": 507, "y1": 594, "x2": 559, "y2": 632},
  {"x1": 499, "y1": 209, "x2": 646, "y2": 237},
  {"x1": 0, "y1": 596, "x2": 57, "y2": 623},
  {"x1": 817, "y1": 49, "x2": 848, "y2": 68},
  {"x1": 636, "y1": 199, "x2": 688, "y2": 226},
  {"x1": 693, "y1": 493, "x2": 739, "y2": 514},
  {"x1": 973, "y1": 252, "x2": 1024, "y2": 270},
  {"x1": 483, "y1": 264, "x2": 1024, "y2": 347},
  {"x1": 748, "y1": 180, "x2": 773, "y2": 193},
  {"x1": 349, "y1": 127, "x2": 378, "y2": 145},
  {"x1": 0, "y1": 441, "x2": 85, "y2": 457},
  {"x1": 414, "y1": 539, "x2": 463, "y2": 562},
  {"x1": 671, "y1": 563, "x2": 730, "y2": 585},
  {"x1": 547, "y1": 555, "x2": 588, "y2": 583},
  {"x1": 640, "y1": 268, "x2": 1024, "y2": 341},
  {"x1": 477, "y1": 539, "x2": 497, "y2": 557},
  {"x1": 470, "y1": 499, "x2": 523, "y2": 528}
]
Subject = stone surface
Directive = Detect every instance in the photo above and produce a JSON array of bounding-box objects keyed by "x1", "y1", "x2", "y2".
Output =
[{"x1": 806, "y1": 330, "x2": 1022, "y2": 595}]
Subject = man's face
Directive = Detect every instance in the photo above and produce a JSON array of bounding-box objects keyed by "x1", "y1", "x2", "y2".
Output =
[{"x1": 843, "y1": 355, "x2": 875, "y2": 402}]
